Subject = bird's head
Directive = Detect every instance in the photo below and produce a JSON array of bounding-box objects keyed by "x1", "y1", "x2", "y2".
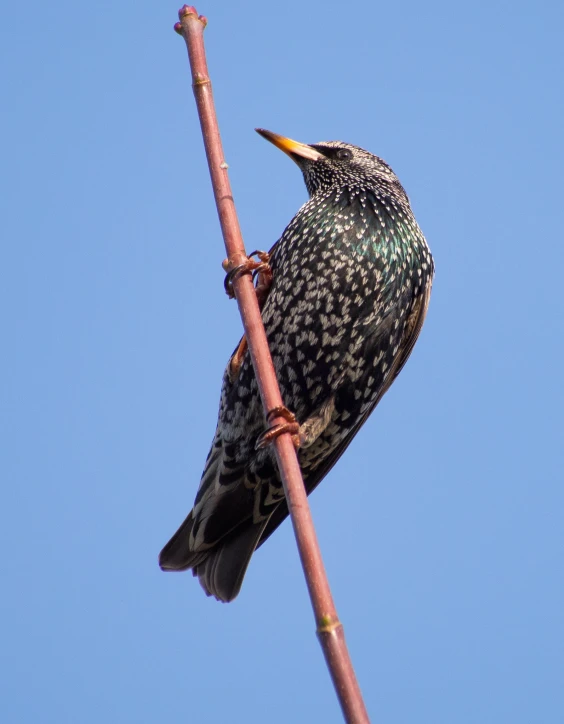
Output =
[{"x1": 255, "y1": 128, "x2": 406, "y2": 201}]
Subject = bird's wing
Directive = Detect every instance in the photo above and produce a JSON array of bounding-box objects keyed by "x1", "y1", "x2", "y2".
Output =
[
  {"x1": 371, "y1": 276, "x2": 433, "y2": 404},
  {"x1": 257, "y1": 279, "x2": 432, "y2": 547}
]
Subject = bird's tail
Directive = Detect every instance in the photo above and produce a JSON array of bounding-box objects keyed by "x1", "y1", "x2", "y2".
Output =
[
  {"x1": 158, "y1": 511, "x2": 208, "y2": 571},
  {"x1": 193, "y1": 521, "x2": 269, "y2": 602},
  {"x1": 159, "y1": 513, "x2": 269, "y2": 603}
]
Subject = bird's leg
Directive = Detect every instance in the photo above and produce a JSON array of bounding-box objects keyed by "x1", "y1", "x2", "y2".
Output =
[
  {"x1": 253, "y1": 251, "x2": 273, "y2": 309},
  {"x1": 228, "y1": 335, "x2": 248, "y2": 383},
  {"x1": 225, "y1": 251, "x2": 273, "y2": 383},
  {"x1": 223, "y1": 250, "x2": 272, "y2": 300},
  {"x1": 255, "y1": 406, "x2": 301, "y2": 450}
]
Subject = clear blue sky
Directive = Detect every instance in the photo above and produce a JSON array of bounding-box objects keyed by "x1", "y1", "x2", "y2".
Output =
[{"x1": 2, "y1": 1, "x2": 563, "y2": 722}]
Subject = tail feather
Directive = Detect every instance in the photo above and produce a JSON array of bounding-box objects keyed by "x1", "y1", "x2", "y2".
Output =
[
  {"x1": 194, "y1": 520, "x2": 269, "y2": 602},
  {"x1": 159, "y1": 510, "x2": 270, "y2": 602},
  {"x1": 159, "y1": 430, "x2": 276, "y2": 601},
  {"x1": 158, "y1": 511, "x2": 208, "y2": 571}
]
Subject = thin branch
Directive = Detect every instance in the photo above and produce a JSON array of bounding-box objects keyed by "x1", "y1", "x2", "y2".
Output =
[{"x1": 173, "y1": 7, "x2": 370, "y2": 722}]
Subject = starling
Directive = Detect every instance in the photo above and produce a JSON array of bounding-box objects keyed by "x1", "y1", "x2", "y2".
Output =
[{"x1": 159, "y1": 129, "x2": 434, "y2": 602}]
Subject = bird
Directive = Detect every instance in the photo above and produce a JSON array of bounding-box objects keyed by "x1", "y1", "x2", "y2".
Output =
[{"x1": 159, "y1": 129, "x2": 434, "y2": 602}]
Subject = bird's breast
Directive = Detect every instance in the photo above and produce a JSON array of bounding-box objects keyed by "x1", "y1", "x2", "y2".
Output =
[{"x1": 260, "y1": 196, "x2": 432, "y2": 424}]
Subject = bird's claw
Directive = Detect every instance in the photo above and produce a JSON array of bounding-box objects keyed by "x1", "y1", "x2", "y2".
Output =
[
  {"x1": 255, "y1": 406, "x2": 301, "y2": 450},
  {"x1": 223, "y1": 250, "x2": 271, "y2": 299}
]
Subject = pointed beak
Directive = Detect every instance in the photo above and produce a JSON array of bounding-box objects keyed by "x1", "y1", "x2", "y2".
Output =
[{"x1": 255, "y1": 128, "x2": 325, "y2": 163}]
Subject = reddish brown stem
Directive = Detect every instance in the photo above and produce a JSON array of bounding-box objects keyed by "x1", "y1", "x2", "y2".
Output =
[{"x1": 174, "y1": 7, "x2": 370, "y2": 722}]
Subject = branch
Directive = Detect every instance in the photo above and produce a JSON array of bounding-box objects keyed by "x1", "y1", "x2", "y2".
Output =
[{"x1": 173, "y1": 7, "x2": 370, "y2": 722}]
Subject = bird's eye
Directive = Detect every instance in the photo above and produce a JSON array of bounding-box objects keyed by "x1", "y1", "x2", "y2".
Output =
[{"x1": 335, "y1": 149, "x2": 353, "y2": 161}]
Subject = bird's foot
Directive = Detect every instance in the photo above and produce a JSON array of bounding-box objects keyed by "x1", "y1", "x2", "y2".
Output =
[
  {"x1": 252, "y1": 251, "x2": 273, "y2": 308},
  {"x1": 223, "y1": 250, "x2": 272, "y2": 300},
  {"x1": 224, "y1": 251, "x2": 273, "y2": 383},
  {"x1": 255, "y1": 406, "x2": 301, "y2": 450}
]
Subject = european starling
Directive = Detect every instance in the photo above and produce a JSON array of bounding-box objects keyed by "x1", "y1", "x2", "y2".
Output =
[{"x1": 159, "y1": 129, "x2": 434, "y2": 601}]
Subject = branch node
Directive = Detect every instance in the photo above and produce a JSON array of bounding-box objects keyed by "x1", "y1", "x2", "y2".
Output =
[
  {"x1": 178, "y1": 5, "x2": 198, "y2": 20},
  {"x1": 193, "y1": 73, "x2": 211, "y2": 86},
  {"x1": 317, "y1": 615, "x2": 343, "y2": 635},
  {"x1": 176, "y1": 6, "x2": 207, "y2": 29}
]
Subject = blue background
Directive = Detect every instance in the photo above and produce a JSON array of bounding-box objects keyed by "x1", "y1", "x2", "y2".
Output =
[{"x1": 2, "y1": 1, "x2": 563, "y2": 722}]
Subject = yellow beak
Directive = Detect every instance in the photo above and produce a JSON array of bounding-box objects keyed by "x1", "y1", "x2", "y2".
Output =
[{"x1": 255, "y1": 129, "x2": 325, "y2": 163}]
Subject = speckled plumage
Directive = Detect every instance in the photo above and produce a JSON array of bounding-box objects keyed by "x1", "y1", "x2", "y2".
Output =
[{"x1": 159, "y1": 132, "x2": 434, "y2": 601}]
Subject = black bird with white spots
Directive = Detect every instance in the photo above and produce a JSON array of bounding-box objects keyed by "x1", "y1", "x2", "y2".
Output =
[{"x1": 159, "y1": 129, "x2": 434, "y2": 602}]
